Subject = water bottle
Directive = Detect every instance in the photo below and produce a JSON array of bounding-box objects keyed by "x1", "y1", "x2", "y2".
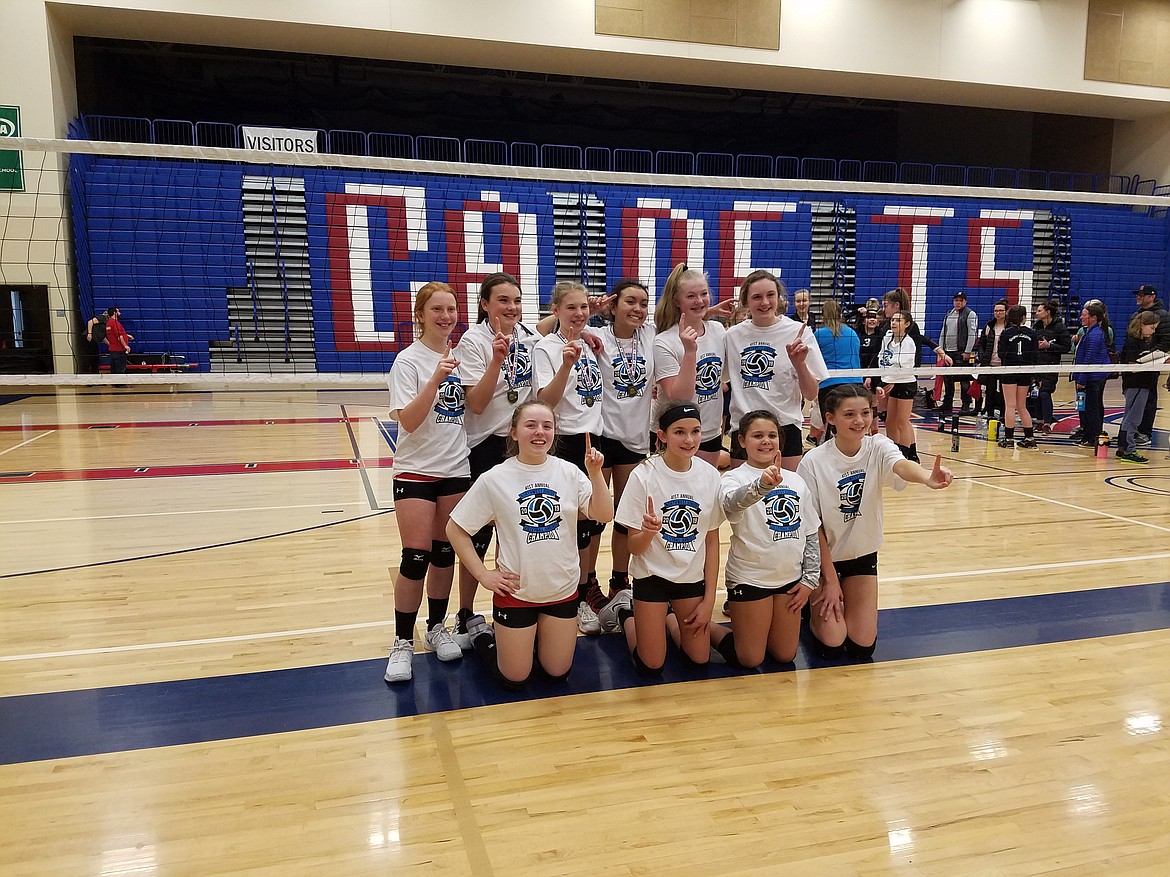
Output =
[
  {"x1": 950, "y1": 416, "x2": 960, "y2": 453},
  {"x1": 988, "y1": 417, "x2": 1000, "y2": 443},
  {"x1": 1096, "y1": 433, "x2": 1109, "y2": 459},
  {"x1": 1076, "y1": 390, "x2": 1085, "y2": 412},
  {"x1": 977, "y1": 414, "x2": 987, "y2": 439}
]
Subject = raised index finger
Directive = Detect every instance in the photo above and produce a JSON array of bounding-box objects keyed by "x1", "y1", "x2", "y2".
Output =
[
  {"x1": 647, "y1": 495, "x2": 655, "y2": 517},
  {"x1": 585, "y1": 432, "x2": 592, "y2": 455},
  {"x1": 797, "y1": 321, "x2": 807, "y2": 342}
]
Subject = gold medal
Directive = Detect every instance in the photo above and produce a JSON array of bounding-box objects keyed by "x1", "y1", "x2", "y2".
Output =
[{"x1": 507, "y1": 389, "x2": 518, "y2": 404}]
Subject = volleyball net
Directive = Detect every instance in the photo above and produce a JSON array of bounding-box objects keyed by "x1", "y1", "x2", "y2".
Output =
[{"x1": 0, "y1": 135, "x2": 1168, "y2": 391}]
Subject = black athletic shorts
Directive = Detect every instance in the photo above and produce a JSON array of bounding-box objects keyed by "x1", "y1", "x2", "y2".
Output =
[
  {"x1": 887, "y1": 382, "x2": 916, "y2": 401},
  {"x1": 492, "y1": 594, "x2": 578, "y2": 628},
  {"x1": 699, "y1": 435, "x2": 725, "y2": 455},
  {"x1": 393, "y1": 476, "x2": 471, "y2": 502},
  {"x1": 593, "y1": 433, "x2": 646, "y2": 468},
  {"x1": 833, "y1": 551, "x2": 879, "y2": 579},
  {"x1": 726, "y1": 580, "x2": 801, "y2": 602},
  {"x1": 633, "y1": 574, "x2": 706, "y2": 603},
  {"x1": 469, "y1": 434, "x2": 508, "y2": 480}
]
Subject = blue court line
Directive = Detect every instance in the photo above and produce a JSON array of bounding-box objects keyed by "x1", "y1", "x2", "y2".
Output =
[{"x1": 3, "y1": 581, "x2": 1169, "y2": 766}]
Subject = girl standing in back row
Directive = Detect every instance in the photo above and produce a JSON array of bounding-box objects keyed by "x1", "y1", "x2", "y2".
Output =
[
  {"x1": 725, "y1": 270, "x2": 827, "y2": 471},
  {"x1": 384, "y1": 282, "x2": 471, "y2": 684}
]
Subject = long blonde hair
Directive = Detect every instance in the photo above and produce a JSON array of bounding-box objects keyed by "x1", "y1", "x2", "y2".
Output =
[
  {"x1": 822, "y1": 299, "x2": 842, "y2": 337},
  {"x1": 654, "y1": 263, "x2": 709, "y2": 331}
]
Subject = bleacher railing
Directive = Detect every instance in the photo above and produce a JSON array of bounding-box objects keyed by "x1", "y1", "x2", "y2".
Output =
[{"x1": 76, "y1": 114, "x2": 1145, "y2": 195}]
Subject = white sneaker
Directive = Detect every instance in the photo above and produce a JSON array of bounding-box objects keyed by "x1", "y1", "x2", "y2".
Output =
[
  {"x1": 423, "y1": 623, "x2": 463, "y2": 662},
  {"x1": 452, "y1": 609, "x2": 474, "y2": 651},
  {"x1": 597, "y1": 589, "x2": 633, "y2": 634},
  {"x1": 577, "y1": 600, "x2": 601, "y2": 635},
  {"x1": 383, "y1": 637, "x2": 414, "y2": 683}
]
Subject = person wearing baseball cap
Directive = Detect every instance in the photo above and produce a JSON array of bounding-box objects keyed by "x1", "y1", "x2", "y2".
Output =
[{"x1": 1130, "y1": 285, "x2": 1170, "y2": 445}]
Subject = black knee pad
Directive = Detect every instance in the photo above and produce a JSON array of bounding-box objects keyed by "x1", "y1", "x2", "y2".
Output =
[
  {"x1": 577, "y1": 522, "x2": 598, "y2": 550},
  {"x1": 430, "y1": 540, "x2": 455, "y2": 569},
  {"x1": 471, "y1": 525, "x2": 493, "y2": 559},
  {"x1": 809, "y1": 633, "x2": 847, "y2": 660},
  {"x1": 714, "y1": 632, "x2": 740, "y2": 667},
  {"x1": 631, "y1": 649, "x2": 664, "y2": 677},
  {"x1": 679, "y1": 650, "x2": 709, "y2": 670},
  {"x1": 613, "y1": 522, "x2": 629, "y2": 536},
  {"x1": 496, "y1": 671, "x2": 530, "y2": 691},
  {"x1": 536, "y1": 662, "x2": 571, "y2": 684},
  {"x1": 844, "y1": 636, "x2": 876, "y2": 660},
  {"x1": 399, "y1": 547, "x2": 431, "y2": 581}
]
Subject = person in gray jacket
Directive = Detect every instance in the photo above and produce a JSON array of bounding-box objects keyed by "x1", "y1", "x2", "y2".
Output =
[{"x1": 938, "y1": 292, "x2": 978, "y2": 415}]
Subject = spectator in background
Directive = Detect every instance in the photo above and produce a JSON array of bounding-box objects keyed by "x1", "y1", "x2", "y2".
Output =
[
  {"x1": 975, "y1": 299, "x2": 1009, "y2": 418},
  {"x1": 812, "y1": 299, "x2": 861, "y2": 444},
  {"x1": 104, "y1": 306, "x2": 133, "y2": 375},
  {"x1": 997, "y1": 305, "x2": 1039, "y2": 449},
  {"x1": 82, "y1": 309, "x2": 109, "y2": 374},
  {"x1": 937, "y1": 291, "x2": 978, "y2": 415},
  {"x1": 1031, "y1": 299, "x2": 1071, "y2": 434},
  {"x1": 792, "y1": 289, "x2": 818, "y2": 332},
  {"x1": 1072, "y1": 301, "x2": 1114, "y2": 449},
  {"x1": 1130, "y1": 285, "x2": 1170, "y2": 448},
  {"x1": 1117, "y1": 311, "x2": 1166, "y2": 464}
]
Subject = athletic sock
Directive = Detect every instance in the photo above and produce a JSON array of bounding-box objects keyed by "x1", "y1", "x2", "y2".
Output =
[
  {"x1": 1004, "y1": 427, "x2": 1015, "y2": 441},
  {"x1": 1023, "y1": 426, "x2": 1034, "y2": 440},
  {"x1": 425, "y1": 596, "x2": 449, "y2": 630},
  {"x1": 394, "y1": 610, "x2": 418, "y2": 642}
]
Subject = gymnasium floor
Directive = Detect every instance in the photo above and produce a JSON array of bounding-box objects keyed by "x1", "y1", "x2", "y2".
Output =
[{"x1": 1, "y1": 384, "x2": 1169, "y2": 876}]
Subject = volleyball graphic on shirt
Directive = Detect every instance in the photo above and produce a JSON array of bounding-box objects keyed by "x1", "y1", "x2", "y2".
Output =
[
  {"x1": 434, "y1": 376, "x2": 466, "y2": 423},
  {"x1": 612, "y1": 353, "x2": 647, "y2": 396},
  {"x1": 516, "y1": 483, "x2": 562, "y2": 543},
  {"x1": 575, "y1": 356, "x2": 603, "y2": 405},
  {"x1": 878, "y1": 347, "x2": 895, "y2": 369},
  {"x1": 506, "y1": 345, "x2": 533, "y2": 388},
  {"x1": 739, "y1": 344, "x2": 776, "y2": 389},
  {"x1": 660, "y1": 496, "x2": 701, "y2": 552},
  {"x1": 763, "y1": 486, "x2": 801, "y2": 541},
  {"x1": 837, "y1": 470, "x2": 866, "y2": 522},
  {"x1": 695, "y1": 355, "x2": 723, "y2": 402}
]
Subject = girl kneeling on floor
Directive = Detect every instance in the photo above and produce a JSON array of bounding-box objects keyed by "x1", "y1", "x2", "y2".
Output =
[
  {"x1": 797, "y1": 384, "x2": 953, "y2": 661},
  {"x1": 599, "y1": 401, "x2": 725, "y2": 675},
  {"x1": 710, "y1": 410, "x2": 821, "y2": 668},
  {"x1": 446, "y1": 401, "x2": 613, "y2": 689}
]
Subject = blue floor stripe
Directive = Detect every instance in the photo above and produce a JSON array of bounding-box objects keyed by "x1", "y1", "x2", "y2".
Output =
[{"x1": 3, "y1": 581, "x2": 1169, "y2": 765}]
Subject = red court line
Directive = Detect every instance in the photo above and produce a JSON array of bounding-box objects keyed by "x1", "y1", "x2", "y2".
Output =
[
  {"x1": 0, "y1": 457, "x2": 396, "y2": 484},
  {"x1": 0, "y1": 417, "x2": 361, "y2": 432}
]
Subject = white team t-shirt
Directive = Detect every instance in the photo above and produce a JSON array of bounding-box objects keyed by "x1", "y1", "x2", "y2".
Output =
[
  {"x1": 533, "y1": 332, "x2": 605, "y2": 436},
  {"x1": 652, "y1": 321, "x2": 726, "y2": 442},
  {"x1": 597, "y1": 324, "x2": 656, "y2": 454},
  {"x1": 615, "y1": 455, "x2": 725, "y2": 583},
  {"x1": 720, "y1": 465, "x2": 820, "y2": 589},
  {"x1": 387, "y1": 341, "x2": 471, "y2": 478},
  {"x1": 796, "y1": 434, "x2": 907, "y2": 563},
  {"x1": 449, "y1": 456, "x2": 593, "y2": 604},
  {"x1": 877, "y1": 332, "x2": 917, "y2": 385},
  {"x1": 455, "y1": 320, "x2": 538, "y2": 447},
  {"x1": 725, "y1": 317, "x2": 830, "y2": 428}
]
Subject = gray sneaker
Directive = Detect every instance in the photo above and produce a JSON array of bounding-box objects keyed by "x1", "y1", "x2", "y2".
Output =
[
  {"x1": 423, "y1": 623, "x2": 463, "y2": 662},
  {"x1": 1134, "y1": 433, "x2": 1153, "y2": 448},
  {"x1": 452, "y1": 608, "x2": 474, "y2": 650},
  {"x1": 465, "y1": 613, "x2": 493, "y2": 646},
  {"x1": 577, "y1": 600, "x2": 602, "y2": 635},
  {"x1": 597, "y1": 589, "x2": 633, "y2": 634},
  {"x1": 383, "y1": 637, "x2": 414, "y2": 683}
]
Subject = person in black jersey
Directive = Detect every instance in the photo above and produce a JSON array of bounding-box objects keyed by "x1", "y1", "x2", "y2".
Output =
[
  {"x1": 1031, "y1": 300, "x2": 1071, "y2": 434},
  {"x1": 998, "y1": 305, "x2": 1039, "y2": 449}
]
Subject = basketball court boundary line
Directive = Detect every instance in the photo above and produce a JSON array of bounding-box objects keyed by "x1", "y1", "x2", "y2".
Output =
[{"x1": 969, "y1": 477, "x2": 1170, "y2": 533}]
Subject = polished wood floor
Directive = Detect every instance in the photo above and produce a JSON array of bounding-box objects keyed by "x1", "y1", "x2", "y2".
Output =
[{"x1": 1, "y1": 383, "x2": 1169, "y2": 875}]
